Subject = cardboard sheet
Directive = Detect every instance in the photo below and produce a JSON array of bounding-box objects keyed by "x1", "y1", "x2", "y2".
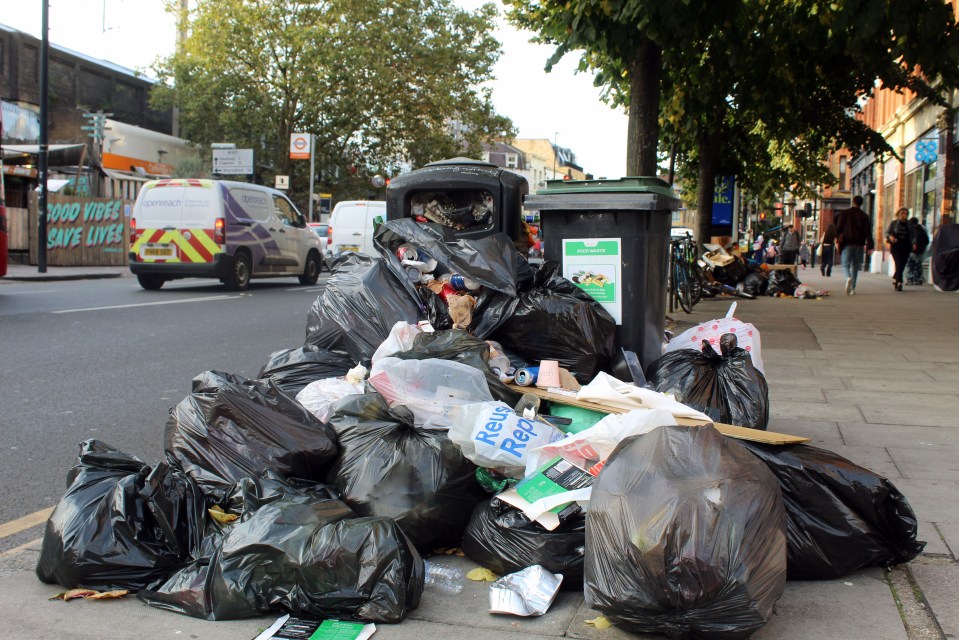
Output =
[{"x1": 508, "y1": 384, "x2": 809, "y2": 445}]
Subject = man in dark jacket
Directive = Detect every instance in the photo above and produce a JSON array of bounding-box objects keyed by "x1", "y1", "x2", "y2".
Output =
[{"x1": 835, "y1": 195, "x2": 874, "y2": 295}]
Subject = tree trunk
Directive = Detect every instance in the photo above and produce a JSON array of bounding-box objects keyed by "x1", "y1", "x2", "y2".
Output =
[
  {"x1": 625, "y1": 37, "x2": 662, "y2": 176},
  {"x1": 696, "y1": 126, "x2": 721, "y2": 246}
]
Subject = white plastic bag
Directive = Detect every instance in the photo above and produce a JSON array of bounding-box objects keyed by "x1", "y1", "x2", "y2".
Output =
[
  {"x1": 664, "y1": 304, "x2": 764, "y2": 373},
  {"x1": 523, "y1": 408, "x2": 678, "y2": 477},
  {"x1": 448, "y1": 401, "x2": 565, "y2": 478},
  {"x1": 371, "y1": 321, "x2": 428, "y2": 365},
  {"x1": 576, "y1": 372, "x2": 712, "y2": 422},
  {"x1": 368, "y1": 357, "x2": 494, "y2": 427},
  {"x1": 295, "y1": 377, "x2": 366, "y2": 423}
]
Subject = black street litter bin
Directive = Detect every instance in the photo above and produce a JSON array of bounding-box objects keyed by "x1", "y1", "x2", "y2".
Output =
[
  {"x1": 386, "y1": 158, "x2": 529, "y2": 250},
  {"x1": 524, "y1": 177, "x2": 679, "y2": 370}
]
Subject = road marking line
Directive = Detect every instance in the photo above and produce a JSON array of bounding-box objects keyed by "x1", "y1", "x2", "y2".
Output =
[
  {"x1": 51, "y1": 294, "x2": 239, "y2": 314},
  {"x1": 286, "y1": 286, "x2": 323, "y2": 292},
  {"x1": 0, "y1": 537, "x2": 43, "y2": 559},
  {"x1": 0, "y1": 507, "x2": 53, "y2": 540}
]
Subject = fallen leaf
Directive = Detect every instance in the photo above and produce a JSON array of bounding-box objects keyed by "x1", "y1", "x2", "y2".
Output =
[
  {"x1": 208, "y1": 505, "x2": 239, "y2": 524},
  {"x1": 49, "y1": 589, "x2": 97, "y2": 601},
  {"x1": 86, "y1": 590, "x2": 130, "y2": 600},
  {"x1": 466, "y1": 567, "x2": 498, "y2": 582},
  {"x1": 585, "y1": 615, "x2": 612, "y2": 629}
]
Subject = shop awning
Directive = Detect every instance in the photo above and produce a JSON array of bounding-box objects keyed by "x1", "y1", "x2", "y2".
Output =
[
  {"x1": 102, "y1": 168, "x2": 153, "y2": 182},
  {"x1": 1, "y1": 143, "x2": 87, "y2": 159}
]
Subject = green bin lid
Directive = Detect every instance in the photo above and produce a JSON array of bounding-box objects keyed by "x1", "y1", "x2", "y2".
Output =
[{"x1": 526, "y1": 176, "x2": 680, "y2": 211}]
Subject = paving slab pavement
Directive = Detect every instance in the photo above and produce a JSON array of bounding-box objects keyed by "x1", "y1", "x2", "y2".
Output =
[{"x1": 1, "y1": 269, "x2": 957, "y2": 638}]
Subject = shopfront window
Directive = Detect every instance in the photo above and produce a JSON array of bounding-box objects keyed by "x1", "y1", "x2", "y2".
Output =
[
  {"x1": 904, "y1": 169, "x2": 922, "y2": 216},
  {"x1": 882, "y1": 180, "x2": 897, "y2": 241}
]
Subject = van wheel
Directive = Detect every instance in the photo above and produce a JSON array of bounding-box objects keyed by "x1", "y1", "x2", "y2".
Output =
[
  {"x1": 225, "y1": 251, "x2": 251, "y2": 291},
  {"x1": 137, "y1": 274, "x2": 165, "y2": 290},
  {"x1": 299, "y1": 251, "x2": 321, "y2": 285}
]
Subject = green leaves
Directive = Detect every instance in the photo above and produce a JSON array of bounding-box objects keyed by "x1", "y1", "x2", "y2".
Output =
[{"x1": 153, "y1": 0, "x2": 512, "y2": 200}]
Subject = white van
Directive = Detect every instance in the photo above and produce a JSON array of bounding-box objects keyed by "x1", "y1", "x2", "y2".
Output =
[
  {"x1": 129, "y1": 179, "x2": 325, "y2": 290},
  {"x1": 329, "y1": 200, "x2": 386, "y2": 256}
]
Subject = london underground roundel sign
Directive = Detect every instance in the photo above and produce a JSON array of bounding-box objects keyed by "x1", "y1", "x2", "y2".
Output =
[{"x1": 290, "y1": 133, "x2": 312, "y2": 160}]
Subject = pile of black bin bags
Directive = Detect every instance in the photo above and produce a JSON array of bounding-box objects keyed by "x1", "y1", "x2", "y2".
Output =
[
  {"x1": 35, "y1": 220, "x2": 926, "y2": 636},
  {"x1": 306, "y1": 219, "x2": 616, "y2": 381}
]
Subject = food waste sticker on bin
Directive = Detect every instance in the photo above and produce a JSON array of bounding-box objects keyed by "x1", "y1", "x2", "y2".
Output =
[
  {"x1": 562, "y1": 238, "x2": 623, "y2": 324},
  {"x1": 498, "y1": 456, "x2": 594, "y2": 530}
]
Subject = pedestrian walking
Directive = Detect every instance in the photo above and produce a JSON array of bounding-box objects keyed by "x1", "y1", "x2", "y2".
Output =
[
  {"x1": 764, "y1": 240, "x2": 779, "y2": 265},
  {"x1": 906, "y1": 217, "x2": 929, "y2": 285},
  {"x1": 752, "y1": 233, "x2": 764, "y2": 261},
  {"x1": 835, "y1": 195, "x2": 874, "y2": 295},
  {"x1": 799, "y1": 242, "x2": 810, "y2": 269},
  {"x1": 886, "y1": 208, "x2": 911, "y2": 291},
  {"x1": 780, "y1": 227, "x2": 800, "y2": 265},
  {"x1": 819, "y1": 222, "x2": 837, "y2": 276}
]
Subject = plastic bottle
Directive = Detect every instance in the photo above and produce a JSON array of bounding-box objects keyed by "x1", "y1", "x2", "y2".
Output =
[{"x1": 424, "y1": 561, "x2": 464, "y2": 595}]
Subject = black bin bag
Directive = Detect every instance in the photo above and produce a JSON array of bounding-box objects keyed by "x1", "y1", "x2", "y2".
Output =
[
  {"x1": 37, "y1": 440, "x2": 205, "y2": 592},
  {"x1": 373, "y1": 219, "x2": 527, "y2": 339},
  {"x1": 258, "y1": 345, "x2": 354, "y2": 396},
  {"x1": 647, "y1": 332, "x2": 769, "y2": 430},
  {"x1": 490, "y1": 261, "x2": 616, "y2": 383},
  {"x1": 462, "y1": 497, "x2": 585, "y2": 590},
  {"x1": 140, "y1": 475, "x2": 424, "y2": 622},
  {"x1": 767, "y1": 269, "x2": 801, "y2": 297},
  {"x1": 736, "y1": 440, "x2": 925, "y2": 580},
  {"x1": 326, "y1": 392, "x2": 487, "y2": 551},
  {"x1": 585, "y1": 425, "x2": 787, "y2": 640},
  {"x1": 742, "y1": 270, "x2": 769, "y2": 297},
  {"x1": 305, "y1": 253, "x2": 424, "y2": 363},
  {"x1": 165, "y1": 370, "x2": 338, "y2": 501}
]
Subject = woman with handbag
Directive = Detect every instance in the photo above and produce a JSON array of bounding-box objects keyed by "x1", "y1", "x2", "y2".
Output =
[
  {"x1": 887, "y1": 208, "x2": 912, "y2": 291},
  {"x1": 818, "y1": 223, "x2": 837, "y2": 276}
]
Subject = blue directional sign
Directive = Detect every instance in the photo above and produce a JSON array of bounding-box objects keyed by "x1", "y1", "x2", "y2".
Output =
[{"x1": 713, "y1": 175, "x2": 735, "y2": 226}]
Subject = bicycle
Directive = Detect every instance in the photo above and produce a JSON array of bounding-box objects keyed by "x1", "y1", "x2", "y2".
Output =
[{"x1": 669, "y1": 234, "x2": 701, "y2": 313}]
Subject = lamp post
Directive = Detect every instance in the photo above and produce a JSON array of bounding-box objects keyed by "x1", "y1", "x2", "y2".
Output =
[
  {"x1": 38, "y1": 0, "x2": 49, "y2": 272},
  {"x1": 552, "y1": 132, "x2": 559, "y2": 179}
]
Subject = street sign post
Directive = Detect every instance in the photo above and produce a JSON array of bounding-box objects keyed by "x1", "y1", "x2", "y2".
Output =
[
  {"x1": 212, "y1": 148, "x2": 254, "y2": 175},
  {"x1": 275, "y1": 175, "x2": 289, "y2": 190},
  {"x1": 290, "y1": 133, "x2": 316, "y2": 220}
]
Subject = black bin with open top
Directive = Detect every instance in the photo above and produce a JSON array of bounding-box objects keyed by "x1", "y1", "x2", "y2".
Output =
[
  {"x1": 386, "y1": 158, "x2": 529, "y2": 251},
  {"x1": 523, "y1": 177, "x2": 680, "y2": 370}
]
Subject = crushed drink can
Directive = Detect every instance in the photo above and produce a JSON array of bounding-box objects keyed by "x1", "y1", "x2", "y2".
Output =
[
  {"x1": 405, "y1": 266, "x2": 423, "y2": 283},
  {"x1": 514, "y1": 367, "x2": 539, "y2": 387},
  {"x1": 448, "y1": 273, "x2": 480, "y2": 291},
  {"x1": 396, "y1": 244, "x2": 419, "y2": 261}
]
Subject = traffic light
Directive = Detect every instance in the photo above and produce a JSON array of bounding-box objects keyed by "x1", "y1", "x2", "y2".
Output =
[{"x1": 759, "y1": 212, "x2": 766, "y2": 220}]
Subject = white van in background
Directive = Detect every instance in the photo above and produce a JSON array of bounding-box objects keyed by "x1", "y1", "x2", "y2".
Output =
[
  {"x1": 129, "y1": 179, "x2": 325, "y2": 290},
  {"x1": 329, "y1": 200, "x2": 386, "y2": 256}
]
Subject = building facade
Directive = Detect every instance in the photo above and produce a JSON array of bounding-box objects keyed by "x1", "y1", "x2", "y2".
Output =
[{"x1": 1, "y1": 23, "x2": 195, "y2": 204}]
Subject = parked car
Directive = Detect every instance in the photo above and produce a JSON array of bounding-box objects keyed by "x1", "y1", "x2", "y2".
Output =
[
  {"x1": 129, "y1": 179, "x2": 325, "y2": 290},
  {"x1": 307, "y1": 222, "x2": 333, "y2": 272}
]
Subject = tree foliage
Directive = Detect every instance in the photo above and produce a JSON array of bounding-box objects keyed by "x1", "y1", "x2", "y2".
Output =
[
  {"x1": 507, "y1": 0, "x2": 959, "y2": 243},
  {"x1": 152, "y1": 0, "x2": 514, "y2": 204}
]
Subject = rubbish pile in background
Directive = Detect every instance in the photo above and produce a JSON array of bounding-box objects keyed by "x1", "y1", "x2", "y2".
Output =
[
  {"x1": 704, "y1": 243, "x2": 830, "y2": 299},
  {"x1": 36, "y1": 223, "x2": 923, "y2": 639}
]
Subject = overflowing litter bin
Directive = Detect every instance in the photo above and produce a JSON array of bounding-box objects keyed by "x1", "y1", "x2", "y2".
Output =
[
  {"x1": 386, "y1": 158, "x2": 529, "y2": 251},
  {"x1": 524, "y1": 177, "x2": 679, "y2": 369}
]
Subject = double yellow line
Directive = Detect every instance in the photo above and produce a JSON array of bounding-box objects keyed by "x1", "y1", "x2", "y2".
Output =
[{"x1": 0, "y1": 508, "x2": 52, "y2": 559}]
